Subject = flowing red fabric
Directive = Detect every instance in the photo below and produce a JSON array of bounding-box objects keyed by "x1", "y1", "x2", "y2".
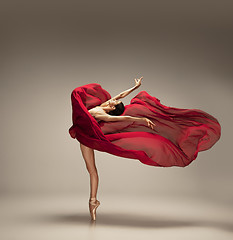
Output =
[{"x1": 69, "y1": 83, "x2": 221, "y2": 167}]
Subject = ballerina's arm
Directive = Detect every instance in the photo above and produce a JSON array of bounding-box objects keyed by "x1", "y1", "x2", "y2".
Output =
[
  {"x1": 100, "y1": 77, "x2": 143, "y2": 107},
  {"x1": 95, "y1": 113, "x2": 155, "y2": 130}
]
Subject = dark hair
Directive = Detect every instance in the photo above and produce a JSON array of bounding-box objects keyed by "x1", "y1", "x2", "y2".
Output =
[{"x1": 108, "y1": 102, "x2": 125, "y2": 116}]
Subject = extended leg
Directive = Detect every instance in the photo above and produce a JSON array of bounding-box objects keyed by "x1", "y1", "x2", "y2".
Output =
[
  {"x1": 80, "y1": 143, "x2": 99, "y2": 199},
  {"x1": 80, "y1": 143, "x2": 100, "y2": 220}
]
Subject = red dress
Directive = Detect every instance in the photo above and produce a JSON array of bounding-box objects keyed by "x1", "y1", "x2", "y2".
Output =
[{"x1": 69, "y1": 83, "x2": 221, "y2": 167}]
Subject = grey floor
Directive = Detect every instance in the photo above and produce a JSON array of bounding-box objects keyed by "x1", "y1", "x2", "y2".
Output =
[{"x1": 1, "y1": 193, "x2": 233, "y2": 240}]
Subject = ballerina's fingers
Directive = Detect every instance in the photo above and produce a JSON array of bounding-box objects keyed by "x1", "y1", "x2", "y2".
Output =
[
  {"x1": 134, "y1": 77, "x2": 143, "y2": 86},
  {"x1": 147, "y1": 120, "x2": 156, "y2": 129}
]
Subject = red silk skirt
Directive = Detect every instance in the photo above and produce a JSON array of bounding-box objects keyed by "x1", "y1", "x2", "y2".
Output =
[{"x1": 69, "y1": 83, "x2": 221, "y2": 167}]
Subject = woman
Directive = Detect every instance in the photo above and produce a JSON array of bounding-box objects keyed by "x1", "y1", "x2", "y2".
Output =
[
  {"x1": 80, "y1": 77, "x2": 155, "y2": 221},
  {"x1": 88, "y1": 77, "x2": 155, "y2": 128},
  {"x1": 69, "y1": 77, "x2": 221, "y2": 221}
]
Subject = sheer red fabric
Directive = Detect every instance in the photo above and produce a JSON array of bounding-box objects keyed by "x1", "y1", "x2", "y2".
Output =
[{"x1": 69, "y1": 83, "x2": 221, "y2": 167}]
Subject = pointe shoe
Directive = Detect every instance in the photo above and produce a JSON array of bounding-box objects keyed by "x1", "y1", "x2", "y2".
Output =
[{"x1": 89, "y1": 197, "x2": 100, "y2": 221}]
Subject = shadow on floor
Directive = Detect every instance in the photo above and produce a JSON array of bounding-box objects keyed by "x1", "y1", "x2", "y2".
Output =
[{"x1": 27, "y1": 212, "x2": 233, "y2": 232}]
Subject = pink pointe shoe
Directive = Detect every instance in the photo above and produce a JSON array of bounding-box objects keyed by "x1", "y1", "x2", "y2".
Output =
[{"x1": 89, "y1": 197, "x2": 100, "y2": 221}]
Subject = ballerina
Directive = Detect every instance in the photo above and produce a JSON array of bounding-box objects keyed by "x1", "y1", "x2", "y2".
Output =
[
  {"x1": 80, "y1": 77, "x2": 155, "y2": 220},
  {"x1": 69, "y1": 77, "x2": 221, "y2": 221}
]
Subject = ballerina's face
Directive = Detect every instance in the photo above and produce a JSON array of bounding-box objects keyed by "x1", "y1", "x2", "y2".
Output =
[{"x1": 108, "y1": 99, "x2": 121, "y2": 108}]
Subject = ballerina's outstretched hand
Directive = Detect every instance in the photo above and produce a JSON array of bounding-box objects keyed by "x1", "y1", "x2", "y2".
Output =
[{"x1": 134, "y1": 76, "x2": 143, "y2": 88}]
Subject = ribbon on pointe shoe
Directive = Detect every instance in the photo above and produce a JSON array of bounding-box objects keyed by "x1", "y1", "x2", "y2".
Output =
[{"x1": 89, "y1": 197, "x2": 100, "y2": 206}]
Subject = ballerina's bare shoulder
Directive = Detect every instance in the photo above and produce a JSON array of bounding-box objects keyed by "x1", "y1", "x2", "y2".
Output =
[{"x1": 88, "y1": 106, "x2": 107, "y2": 122}]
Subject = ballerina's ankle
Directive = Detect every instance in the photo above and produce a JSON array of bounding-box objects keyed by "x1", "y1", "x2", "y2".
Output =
[{"x1": 89, "y1": 197, "x2": 97, "y2": 203}]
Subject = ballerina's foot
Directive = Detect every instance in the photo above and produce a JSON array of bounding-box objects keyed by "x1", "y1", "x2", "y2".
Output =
[{"x1": 89, "y1": 198, "x2": 100, "y2": 221}]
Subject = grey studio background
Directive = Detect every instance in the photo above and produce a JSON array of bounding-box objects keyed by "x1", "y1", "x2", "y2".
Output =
[{"x1": 0, "y1": 1, "x2": 233, "y2": 239}]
